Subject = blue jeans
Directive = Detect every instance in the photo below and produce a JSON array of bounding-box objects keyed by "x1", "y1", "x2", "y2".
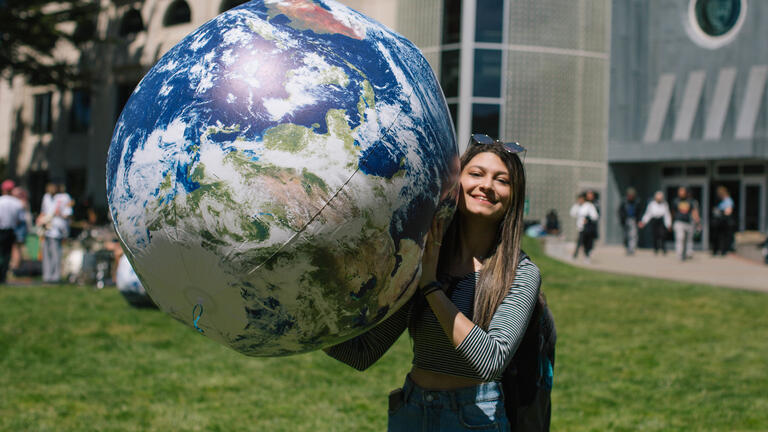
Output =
[{"x1": 388, "y1": 375, "x2": 510, "y2": 431}]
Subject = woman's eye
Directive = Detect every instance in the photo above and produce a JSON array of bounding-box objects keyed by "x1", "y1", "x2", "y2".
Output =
[{"x1": 496, "y1": 178, "x2": 510, "y2": 185}]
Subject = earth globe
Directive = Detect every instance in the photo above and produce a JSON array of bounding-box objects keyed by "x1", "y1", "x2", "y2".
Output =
[{"x1": 107, "y1": 0, "x2": 458, "y2": 356}]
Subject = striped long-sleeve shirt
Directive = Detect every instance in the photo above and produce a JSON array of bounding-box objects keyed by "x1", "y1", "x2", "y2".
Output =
[{"x1": 325, "y1": 255, "x2": 541, "y2": 382}]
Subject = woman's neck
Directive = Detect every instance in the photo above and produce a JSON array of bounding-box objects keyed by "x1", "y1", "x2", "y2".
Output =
[{"x1": 456, "y1": 215, "x2": 498, "y2": 264}]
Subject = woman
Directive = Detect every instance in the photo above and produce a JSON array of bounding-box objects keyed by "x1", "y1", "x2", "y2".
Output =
[
  {"x1": 326, "y1": 134, "x2": 541, "y2": 431},
  {"x1": 569, "y1": 192, "x2": 599, "y2": 262},
  {"x1": 639, "y1": 191, "x2": 672, "y2": 255},
  {"x1": 712, "y1": 185, "x2": 734, "y2": 256}
]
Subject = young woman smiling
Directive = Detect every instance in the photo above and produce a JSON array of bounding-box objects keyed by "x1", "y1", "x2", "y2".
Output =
[{"x1": 326, "y1": 134, "x2": 541, "y2": 431}]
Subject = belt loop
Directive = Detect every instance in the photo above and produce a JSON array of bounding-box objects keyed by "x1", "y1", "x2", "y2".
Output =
[{"x1": 403, "y1": 375, "x2": 415, "y2": 404}]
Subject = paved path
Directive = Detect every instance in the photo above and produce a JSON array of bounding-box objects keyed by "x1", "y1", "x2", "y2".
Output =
[{"x1": 544, "y1": 238, "x2": 768, "y2": 293}]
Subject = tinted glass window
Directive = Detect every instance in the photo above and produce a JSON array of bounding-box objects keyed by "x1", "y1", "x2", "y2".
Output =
[
  {"x1": 473, "y1": 49, "x2": 502, "y2": 97},
  {"x1": 448, "y1": 103, "x2": 458, "y2": 131},
  {"x1": 743, "y1": 164, "x2": 765, "y2": 175},
  {"x1": 33, "y1": 92, "x2": 53, "y2": 134},
  {"x1": 694, "y1": 0, "x2": 741, "y2": 36},
  {"x1": 70, "y1": 89, "x2": 91, "y2": 133},
  {"x1": 717, "y1": 165, "x2": 738, "y2": 175},
  {"x1": 440, "y1": 49, "x2": 461, "y2": 98},
  {"x1": 471, "y1": 103, "x2": 500, "y2": 138},
  {"x1": 661, "y1": 166, "x2": 683, "y2": 177},
  {"x1": 442, "y1": 0, "x2": 461, "y2": 44},
  {"x1": 163, "y1": 0, "x2": 191, "y2": 26},
  {"x1": 220, "y1": 0, "x2": 249, "y2": 13},
  {"x1": 475, "y1": 0, "x2": 504, "y2": 42},
  {"x1": 120, "y1": 8, "x2": 145, "y2": 36}
]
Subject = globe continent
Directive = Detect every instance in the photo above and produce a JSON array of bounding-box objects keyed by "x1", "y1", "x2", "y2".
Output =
[{"x1": 107, "y1": 0, "x2": 458, "y2": 356}]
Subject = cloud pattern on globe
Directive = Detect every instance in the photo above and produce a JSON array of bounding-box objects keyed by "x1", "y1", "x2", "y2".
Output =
[{"x1": 107, "y1": 0, "x2": 458, "y2": 356}]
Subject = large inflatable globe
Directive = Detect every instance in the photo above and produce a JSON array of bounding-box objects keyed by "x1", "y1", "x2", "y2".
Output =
[{"x1": 107, "y1": 0, "x2": 458, "y2": 356}]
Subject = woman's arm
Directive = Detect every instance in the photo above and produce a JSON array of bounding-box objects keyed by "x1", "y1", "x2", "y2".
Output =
[
  {"x1": 423, "y1": 260, "x2": 541, "y2": 381},
  {"x1": 419, "y1": 218, "x2": 540, "y2": 381},
  {"x1": 323, "y1": 300, "x2": 409, "y2": 371},
  {"x1": 453, "y1": 259, "x2": 540, "y2": 381}
]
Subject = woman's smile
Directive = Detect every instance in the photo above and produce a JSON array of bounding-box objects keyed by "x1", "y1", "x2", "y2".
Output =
[{"x1": 458, "y1": 152, "x2": 511, "y2": 221}]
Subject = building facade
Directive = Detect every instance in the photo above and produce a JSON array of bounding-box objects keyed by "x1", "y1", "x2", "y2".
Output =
[
  {"x1": 606, "y1": 0, "x2": 768, "y2": 249},
  {"x1": 0, "y1": 0, "x2": 611, "y2": 240}
]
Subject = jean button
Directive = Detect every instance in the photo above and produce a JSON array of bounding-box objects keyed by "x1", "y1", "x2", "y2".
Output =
[{"x1": 425, "y1": 394, "x2": 434, "y2": 402}]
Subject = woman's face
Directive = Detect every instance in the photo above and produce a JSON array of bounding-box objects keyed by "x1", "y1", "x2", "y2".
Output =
[{"x1": 457, "y1": 152, "x2": 512, "y2": 223}]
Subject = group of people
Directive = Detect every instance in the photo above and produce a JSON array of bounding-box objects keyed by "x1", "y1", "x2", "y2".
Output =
[
  {"x1": 617, "y1": 185, "x2": 736, "y2": 261},
  {"x1": 0, "y1": 180, "x2": 73, "y2": 283}
]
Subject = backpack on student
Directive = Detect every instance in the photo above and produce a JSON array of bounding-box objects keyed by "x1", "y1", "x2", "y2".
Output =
[{"x1": 502, "y1": 291, "x2": 556, "y2": 431}]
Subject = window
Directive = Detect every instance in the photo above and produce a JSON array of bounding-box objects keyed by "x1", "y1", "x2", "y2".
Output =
[
  {"x1": 33, "y1": 92, "x2": 53, "y2": 134},
  {"x1": 448, "y1": 103, "x2": 458, "y2": 131},
  {"x1": 473, "y1": 49, "x2": 502, "y2": 97},
  {"x1": 743, "y1": 164, "x2": 766, "y2": 175},
  {"x1": 116, "y1": 82, "x2": 138, "y2": 122},
  {"x1": 475, "y1": 0, "x2": 504, "y2": 42},
  {"x1": 472, "y1": 103, "x2": 500, "y2": 138},
  {"x1": 120, "y1": 8, "x2": 145, "y2": 36},
  {"x1": 220, "y1": 0, "x2": 249, "y2": 13},
  {"x1": 163, "y1": 0, "x2": 191, "y2": 27},
  {"x1": 440, "y1": 49, "x2": 461, "y2": 98},
  {"x1": 686, "y1": 165, "x2": 707, "y2": 176},
  {"x1": 442, "y1": 0, "x2": 462, "y2": 44},
  {"x1": 661, "y1": 166, "x2": 684, "y2": 177},
  {"x1": 69, "y1": 89, "x2": 91, "y2": 133},
  {"x1": 73, "y1": 19, "x2": 96, "y2": 44},
  {"x1": 694, "y1": 0, "x2": 742, "y2": 37},
  {"x1": 717, "y1": 165, "x2": 739, "y2": 175}
]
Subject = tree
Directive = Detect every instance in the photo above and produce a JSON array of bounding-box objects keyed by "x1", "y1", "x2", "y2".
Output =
[{"x1": 0, "y1": 0, "x2": 99, "y2": 87}]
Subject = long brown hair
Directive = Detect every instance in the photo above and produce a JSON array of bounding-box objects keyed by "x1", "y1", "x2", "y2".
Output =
[{"x1": 437, "y1": 142, "x2": 526, "y2": 330}]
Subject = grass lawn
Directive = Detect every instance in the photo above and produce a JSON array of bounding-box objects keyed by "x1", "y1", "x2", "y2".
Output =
[{"x1": 1, "y1": 238, "x2": 767, "y2": 431}]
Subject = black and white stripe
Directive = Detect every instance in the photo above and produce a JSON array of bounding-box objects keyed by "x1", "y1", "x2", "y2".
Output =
[{"x1": 325, "y1": 256, "x2": 541, "y2": 382}]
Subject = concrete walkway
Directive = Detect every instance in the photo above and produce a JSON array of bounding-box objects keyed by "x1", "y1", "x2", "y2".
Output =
[{"x1": 544, "y1": 237, "x2": 768, "y2": 293}]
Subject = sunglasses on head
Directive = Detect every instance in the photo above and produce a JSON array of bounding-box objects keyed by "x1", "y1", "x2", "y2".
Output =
[{"x1": 468, "y1": 133, "x2": 526, "y2": 154}]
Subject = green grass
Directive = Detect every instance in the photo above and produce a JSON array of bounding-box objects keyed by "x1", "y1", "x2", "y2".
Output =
[{"x1": 1, "y1": 238, "x2": 767, "y2": 431}]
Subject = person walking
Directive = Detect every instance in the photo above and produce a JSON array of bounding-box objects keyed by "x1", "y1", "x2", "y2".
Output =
[
  {"x1": 570, "y1": 192, "x2": 599, "y2": 263},
  {"x1": 639, "y1": 191, "x2": 672, "y2": 255},
  {"x1": 711, "y1": 186, "x2": 734, "y2": 256},
  {"x1": 0, "y1": 180, "x2": 26, "y2": 283},
  {"x1": 617, "y1": 187, "x2": 642, "y2": 255},
  {"x1": 9, "y1": 185, "x2": 31, "y2": 271},
  {"x1": 36, "y1": 183, "x2": 73, "y2": 283},
  {"x1": 326, "y1": 135, "x2": 548, "y2": 431},
  {"x1": 671, "y1": 187, "x2": 701, "y2": 261}
]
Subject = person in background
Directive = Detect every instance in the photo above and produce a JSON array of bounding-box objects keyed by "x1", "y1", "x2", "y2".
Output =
[
  {"x1": 585, "y1": 190, "x2": 599, "y2": 213},
  {"x1": 671, "y1": 187, "x2": 701, "y2": 261},
  {"x1": 36, "y1": 182, "x2": 73, "y2": 283},
  {"x1": 617, "y1": 187, "x2": 642, "y2": 255},
  {"x1": 9, "y1": 185, "x2": 31, "y2": 271},
  {"x1": 570, "y1": 192, "x2": 599, "y2": 263},
  {"x1": 0, "y1": 180, "x2": 26, "y2": 283},
  {"x1": 544, "y1": 209, "x2": 560, "y2": 235},
  {"x1": 639, "y1": 191, "x2": 671, "y2": 255},
  {"x1": 711, "y1": 186, "x2": 734, "y2": 256}
]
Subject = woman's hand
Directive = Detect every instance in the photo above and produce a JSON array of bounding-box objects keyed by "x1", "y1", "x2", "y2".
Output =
[{"x1": 419, "y1": 215, "x2": 445, "y2": 286}]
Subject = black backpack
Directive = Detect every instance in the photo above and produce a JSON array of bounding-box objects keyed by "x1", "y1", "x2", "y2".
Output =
[{"x1": 502, "y1": 292, "x2": 556, "y2": 431}]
